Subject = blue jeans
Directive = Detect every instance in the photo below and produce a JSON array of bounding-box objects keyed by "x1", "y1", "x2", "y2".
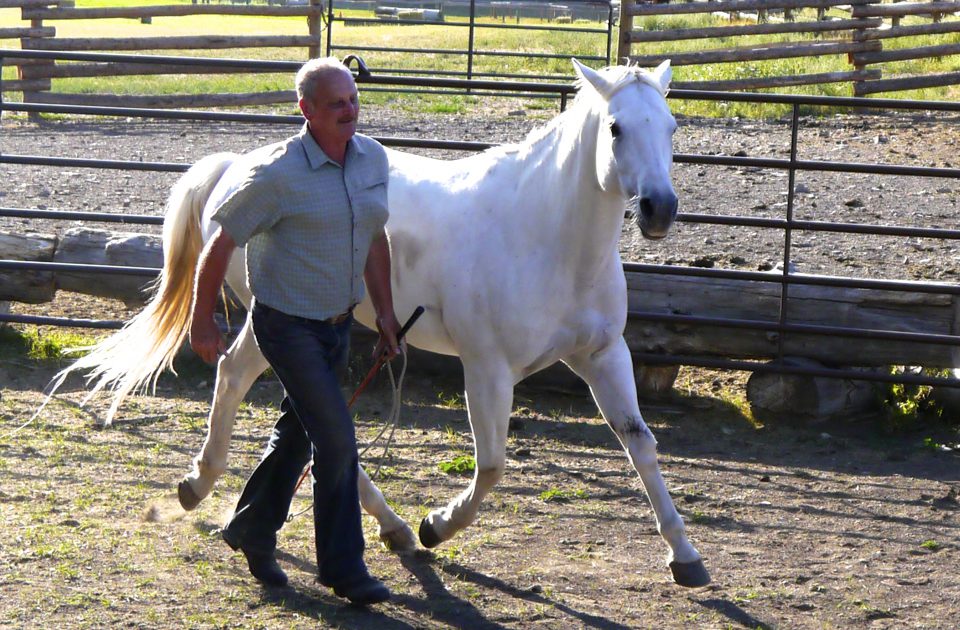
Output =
[{"x1": 223, "y1": 301, "x2": 366, "y2": 587}]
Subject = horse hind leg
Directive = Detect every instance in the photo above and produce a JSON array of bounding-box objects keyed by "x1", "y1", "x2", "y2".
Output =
[
  {"x1": 565, "y1": 338, "x2": 710, "y2": 588},
  {"x1": 419, "y1": 360, "x2": 512, "y2": 548},
  {"x1": 357, "y1": 466, "x2": 417, "y2": 553},
  {"x1": 178, "y1": 316, "x2": 269, "y2": 510}
]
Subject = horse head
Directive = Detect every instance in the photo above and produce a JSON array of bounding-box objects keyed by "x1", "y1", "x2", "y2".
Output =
[{"x1": 572, "y1": 58, "x2": 678, "y2": 240}]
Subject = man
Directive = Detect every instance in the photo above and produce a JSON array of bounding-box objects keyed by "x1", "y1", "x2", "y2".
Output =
[{"x1": 189, "y1": 57, "x2": 400, "y2": 606}]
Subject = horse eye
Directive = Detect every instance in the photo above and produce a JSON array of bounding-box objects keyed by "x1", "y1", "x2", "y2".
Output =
[{"x1": 610, "y1": 122, "x2": 621, "y2": 138}]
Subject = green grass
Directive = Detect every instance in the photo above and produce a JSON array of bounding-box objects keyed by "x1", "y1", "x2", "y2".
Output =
[
  {"x1": 437, "y1": 452, "x2": 475, "y2": 475},
  {"x1": 538, "y1": 487, "x2": 588, "y2": 503},
  {"x1": 2, "y1": 5, "x2": 959, "y2": 115},
  {"x1": 0, "y1": 326, "x2": 95, "y2": 362}
]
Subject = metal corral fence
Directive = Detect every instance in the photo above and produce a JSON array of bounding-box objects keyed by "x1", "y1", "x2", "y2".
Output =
[
  {"x1": 0, "y1": 50, "x2": 958, "y2": 390},
  {"x1": 618, "y1": 0, "x2": 960, "y2": 95},
  {"x1": 323, "y1": 0, "x2": 615, "y2": 82}
]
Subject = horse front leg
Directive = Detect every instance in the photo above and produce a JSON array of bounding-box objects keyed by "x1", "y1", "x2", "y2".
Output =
[
  {"x1": 418, "y1": 360, "x2": 513, "y2": 548},
  {"x1": 566, "y1": 337, "x2": 710, "y2": 588},
  {"x1": 357, "y1": 465, "x2": 417, "y2": 553},
  {"x1": 178, "y1": 316, "x2": 269, "y2": 510}
]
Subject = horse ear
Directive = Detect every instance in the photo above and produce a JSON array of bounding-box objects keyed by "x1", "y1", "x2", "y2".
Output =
[
  {"x1": 653, "y1": 59, "x2": 672, "y2": 92},
  {"x1": 572, "y1": 57, "x2": 610, "y2": 97}
]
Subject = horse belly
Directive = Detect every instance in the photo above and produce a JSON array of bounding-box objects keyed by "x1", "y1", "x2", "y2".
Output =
[{"x1": 354, "y1": 299, "x2": 458, "y2": 357}]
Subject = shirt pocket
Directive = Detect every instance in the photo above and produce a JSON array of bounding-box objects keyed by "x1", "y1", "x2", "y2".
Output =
[{"x1": 352, "y1": 176, "x2": 389, "y2": 234}]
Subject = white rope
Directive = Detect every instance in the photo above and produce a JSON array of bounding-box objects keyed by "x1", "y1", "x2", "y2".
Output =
[
  {"x1": 359, "y1": 348, "x2": 407, "y2": 477},
  {"x1": 287, "y1": 347, "x2": 408, "y2": 522}
]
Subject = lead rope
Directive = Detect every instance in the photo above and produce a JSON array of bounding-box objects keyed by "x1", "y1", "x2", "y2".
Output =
[
  {"x1": 358, "y1": 349, "x2": 407, "y2": 475},
  {"x1": 286, "y1": 347, "x2": 408, "y2": 522}
]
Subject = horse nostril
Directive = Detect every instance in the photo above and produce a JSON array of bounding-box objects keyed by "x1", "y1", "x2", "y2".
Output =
[{"x1": 639, "y1": 197, "x2": 654, "y2": 220}]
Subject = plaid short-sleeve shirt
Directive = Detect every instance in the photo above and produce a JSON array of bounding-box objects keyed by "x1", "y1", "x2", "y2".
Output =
[{"x1": 212, "y1": 124, "x2": 389, "y2": 320}]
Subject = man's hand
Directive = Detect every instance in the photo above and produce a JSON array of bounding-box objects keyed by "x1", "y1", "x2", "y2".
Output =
[
  {"x1": 190, "y1": 316, "x2": 226, "y2": 364},
  {"x1": 374, "y1": 312, "x2": 402, "y2": 360}
]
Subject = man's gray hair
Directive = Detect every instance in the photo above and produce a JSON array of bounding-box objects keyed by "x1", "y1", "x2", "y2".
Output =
[{"x1": 296, "y1": 57, "x2": 352, "y2": 101}]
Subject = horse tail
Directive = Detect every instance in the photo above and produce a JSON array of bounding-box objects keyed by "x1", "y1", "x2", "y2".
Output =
[{"x1": 43, "y1": 152, "x2": 238, "y2": 424}]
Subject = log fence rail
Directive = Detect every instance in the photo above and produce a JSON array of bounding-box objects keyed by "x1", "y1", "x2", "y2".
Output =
[{"x1": 618, "y1": 0, "x2": 960, "y2": 95}]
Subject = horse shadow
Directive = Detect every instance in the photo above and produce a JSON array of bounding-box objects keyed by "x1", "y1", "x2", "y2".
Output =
[{"x1": 225, "y1": 542, "x2": 634, "y2": 630}]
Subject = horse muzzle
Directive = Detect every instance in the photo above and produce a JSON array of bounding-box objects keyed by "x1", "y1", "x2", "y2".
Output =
[{"x1": 633, "y1": 190, "x2": 678, "y2": 240}]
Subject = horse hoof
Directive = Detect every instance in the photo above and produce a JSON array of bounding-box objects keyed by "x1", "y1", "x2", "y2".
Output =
[
  {"x1": 380, "y1": 524, "x2": 418, "y2": 554},
  {"x1": 669, "y1": 559, "x2": 711, "y2": 588},
  {"x1": 418, "y1": 517, "x2": 443, "y2": 549},
  {"x1": 177, "y1": 479, "x2": 202, "y2": 511}
]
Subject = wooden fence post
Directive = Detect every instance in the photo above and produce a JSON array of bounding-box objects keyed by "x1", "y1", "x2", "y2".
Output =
[
  {"x1": 20, "y1": 9, "x2": 55, "y2": 122},
  {"x1": 308, "y1": 0, "x2": 322, "y2": 59},
  {"x1": 851, "y1": 1, "x2": 878, "y2": 97},
  {"x1": 617, "y1": 0, "x2": 633, "y2": 65}
]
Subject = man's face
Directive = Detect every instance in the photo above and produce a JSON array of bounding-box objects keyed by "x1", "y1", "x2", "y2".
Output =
[{"x1": 300, "y1": 69, "x2": 359, "y2": 147}]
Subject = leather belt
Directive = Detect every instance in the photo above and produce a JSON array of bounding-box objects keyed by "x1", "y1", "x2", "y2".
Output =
[{"x1": 326, "y1": 305, "x2": 355, "y2": 325}]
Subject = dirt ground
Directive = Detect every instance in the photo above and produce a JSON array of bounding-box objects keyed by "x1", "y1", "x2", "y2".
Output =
[
  {"x1": 1, "y1": 100, "x2": 959, "y2": 628},
  {"x1": 0, "y1": 345, "x2": 958, "y2": 629}
]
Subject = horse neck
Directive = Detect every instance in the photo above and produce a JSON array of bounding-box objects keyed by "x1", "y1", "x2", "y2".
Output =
[{"x1": 509, "y1": 102, "x2": 626, "y2": 272}]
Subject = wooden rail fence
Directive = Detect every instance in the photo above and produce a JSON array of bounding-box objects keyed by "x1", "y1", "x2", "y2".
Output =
[
  {"x1": 2, "y1": 1, "x2": 959, "y2": 104},
  {"x1": 1, "y1": 0, "x2": 324, "y2": 108},
  {"x1": 618, "y1": 0, "x2": 960, "y2": 95}
]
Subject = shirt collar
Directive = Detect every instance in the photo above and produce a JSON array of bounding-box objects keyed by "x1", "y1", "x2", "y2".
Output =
[{"x1": 299, "y1": 122, "x2": 365, "y2": 170}]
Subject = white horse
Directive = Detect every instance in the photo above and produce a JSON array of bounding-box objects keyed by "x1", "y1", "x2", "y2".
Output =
[{"x1": 53, "y1": 59, "x2": 709, "y2": 587}]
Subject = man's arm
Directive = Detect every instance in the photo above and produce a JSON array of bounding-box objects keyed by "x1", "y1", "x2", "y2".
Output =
[
  {"x1": 364, "y1": 231, "x2": 401, "y2": 358},
  {"x1": 190, "y1": 227, "x2": 237, "y2": 364}
]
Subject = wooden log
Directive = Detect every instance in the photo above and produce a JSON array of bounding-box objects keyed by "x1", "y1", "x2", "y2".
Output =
[
  {"x1": 54, "y1": 228, "x2": 160, "y2": 306},
  {"x1": 853, "y1": 43, "x2": 960, "y2": 66},
  {"x1": 623, "y1": 271, "x2": 958, "y2": 368},
  {"x1": 0, "y1": 79, "x2": 51, "y2": 92},
  {"x1": 635, "y1": 364, "x2": 680, "y2": 396},
  {"x1": 21, "y1": 4, "x2": 323, "y2": 19},
  {"x1": 30, "y1": 90, "x2": 296, "y2": 108},
  {"x1": 626, "y1": 18, "x2": 881, "y2": 44},
  {"x1": 853, "y1": 19, "x2": 960, "y2": 41},
  {"x1": 626, "y1": 0, "x2": 871, "y2": 19},
  {"x1": 672, "y1": 69, "x2": 880, "y2": 91},
  {"x1": 0, "y1": 0, "x2": 71, "y2": 7},
  {"x1": 0, "y1": 26, "x2": 55, "y2": 38},
  {"x1": 20, "y1": 62, "x2": 281, "y2": 80},
  {"x1": 855, "y1": 71, "x2": 960, "y2": 95},
  {"x1": 0, "y1": 231, "x2": 56, "y2": 303},
  {"x1": 627, "y1": 39, "x2": 880, "y2": 67},
  {"x1": 852, "y1": 2, "x2": 960, "y2": 19},
  {"x1": 27, "y1": 35, "x2": 320, "y2": 51},
  {"x1": 746, "y1": 358, "x2": 880, "y2": 419}
]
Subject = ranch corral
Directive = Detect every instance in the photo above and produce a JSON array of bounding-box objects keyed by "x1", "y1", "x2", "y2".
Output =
[{"x1": 1, "y1": 99, "x2": 959, "y2": 627}]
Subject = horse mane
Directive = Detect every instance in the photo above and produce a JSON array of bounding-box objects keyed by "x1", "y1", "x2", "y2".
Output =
[{"x1": 489, "y1": 64, "x2": 665, "y2": 159}]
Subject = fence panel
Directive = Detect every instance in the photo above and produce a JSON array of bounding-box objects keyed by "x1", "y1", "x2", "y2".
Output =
[
  {"x1": 618, "y1": 0, "x2": 960, "y2": 95},
  {"x1": 2, "y1": 0, "x2": 323, "y2": 108},
  {"x1": 323, "y1": 0, "x2": 615, "y2": 84},
  {"x1": 851, "y1": 1, "x2": 960, "y2": 95}
]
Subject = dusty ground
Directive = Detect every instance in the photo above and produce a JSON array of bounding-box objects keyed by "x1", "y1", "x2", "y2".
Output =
[
  {"x1": 0, "y1": 343, "x2": 958, "y2": 629},
  {"x1": 0, "y1": 102, "x2": 959, "y2": 628}
]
